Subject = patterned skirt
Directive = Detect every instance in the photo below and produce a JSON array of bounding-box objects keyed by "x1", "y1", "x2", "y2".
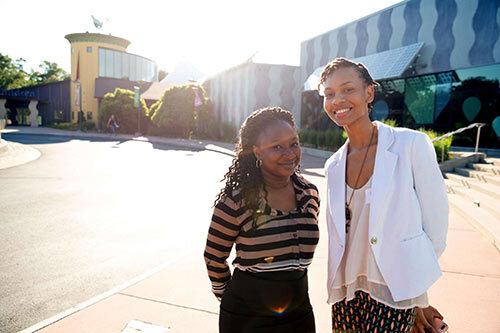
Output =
[{"x1": 332, "y1": 290, "x2": 417, "y2": 333}]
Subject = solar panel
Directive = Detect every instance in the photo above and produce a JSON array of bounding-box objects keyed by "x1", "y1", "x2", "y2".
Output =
[
  {"x1": 352, "y1": 42, "x2": 424, "y2": 81},
  {"x1": 305, "y1": 42, "x2": 425, "y2": 91}
]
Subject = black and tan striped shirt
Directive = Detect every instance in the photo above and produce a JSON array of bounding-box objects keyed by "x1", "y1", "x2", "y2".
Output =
[{"x1": 204, "y1": 173, "x2": 320, "y2": 297}]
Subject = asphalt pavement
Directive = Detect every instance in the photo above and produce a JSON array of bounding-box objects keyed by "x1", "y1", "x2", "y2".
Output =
[{"x1": 1, "y1": 126, "x2": 499, "y2": 333}]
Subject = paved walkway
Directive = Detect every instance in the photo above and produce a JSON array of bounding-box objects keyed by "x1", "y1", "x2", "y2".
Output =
[{"x1": 2, "y1": 127, "x2": 499, "y2": 332}]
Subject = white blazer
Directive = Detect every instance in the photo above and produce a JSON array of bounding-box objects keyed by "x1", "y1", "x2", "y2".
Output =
[{"x1": 325, "y1": 121, "x2": 449, "y2": 302}]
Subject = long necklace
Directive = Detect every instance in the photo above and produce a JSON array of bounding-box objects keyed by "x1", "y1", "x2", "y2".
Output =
[{"x1": 345, "y1": 126, "x2": 376, "y2": 233}]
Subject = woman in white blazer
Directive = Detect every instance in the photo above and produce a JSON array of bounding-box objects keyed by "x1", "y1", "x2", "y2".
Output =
[{"x1": 319, "y1": 58, "x2": 449, "y2": 333}]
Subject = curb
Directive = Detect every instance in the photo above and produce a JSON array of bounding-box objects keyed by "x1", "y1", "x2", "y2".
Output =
[
  {"x1": 0, "y1": 139, "x2": 7, "y2": 153},
  {"x1": 19, "y1": 251, "x2": 194, "y2": 333},
  {"x1": 1, "y1": 129, "x2": 237, "y2": 158}
]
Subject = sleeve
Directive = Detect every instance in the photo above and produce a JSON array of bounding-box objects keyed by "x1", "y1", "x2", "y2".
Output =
[
  {"x1": 411, "y1": 132, "x2": 449, "y2": 258},
  {"x1": 203, "y1": 196, "x2": 241, "y2": 299}
]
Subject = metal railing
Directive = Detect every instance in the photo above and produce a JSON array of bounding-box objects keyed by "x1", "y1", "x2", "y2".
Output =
[{"x1": 431, "y1": 123, "x2": 487, "y2": 162}]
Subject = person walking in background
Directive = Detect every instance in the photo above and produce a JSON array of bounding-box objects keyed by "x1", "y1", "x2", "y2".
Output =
[
  {"x1": 107, "y1": 114, "x2": 119, "y2": 136},
  {"x1": 319, "y1": 58, "x2": 449, "y2": 333},
  {"x1": 204, "y1": 107, "x2": 320, "y2": 332}
]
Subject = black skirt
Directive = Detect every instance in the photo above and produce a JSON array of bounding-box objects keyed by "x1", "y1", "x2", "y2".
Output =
[{"x1": 219, "y1": 268, "x2": 315, "y2": 333}]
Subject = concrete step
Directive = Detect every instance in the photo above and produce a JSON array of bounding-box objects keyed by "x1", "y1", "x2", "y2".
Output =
[
  {"x1": 485, "y1": 158, "x2": 500, "y2": 167},
  {"x1": 445, "y1": 173, "x2": 500, "y2": 199},
  {"x1": 484, "y1": 174, "x2": 500, "y2": 187},
  {"x1": 454, "y1": 167, "x2": 494, "y2": 182},
  {"x1": 450, "y1": 185, "x2": 500, "y2": 220},
  {"x1": 448, "y1": 193, "x2": 500, "y2": 252},
  {"x1": 468, "y1": 163, "x2": 500, "y2": 175}
]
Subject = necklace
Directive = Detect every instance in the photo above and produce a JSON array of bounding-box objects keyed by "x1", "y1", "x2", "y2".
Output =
[{"x1": 345, "y1": 125, "x2": 376, "y2": 233}]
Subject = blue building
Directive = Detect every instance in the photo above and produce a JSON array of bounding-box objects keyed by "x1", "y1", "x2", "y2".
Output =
[{"x1": 300, "y1": 0, "x2": 500, "y2": 147}]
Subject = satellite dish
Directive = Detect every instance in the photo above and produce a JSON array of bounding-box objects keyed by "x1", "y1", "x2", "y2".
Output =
[{"x1": 91, "y1": 15, "x2": 104, "y2": 29}]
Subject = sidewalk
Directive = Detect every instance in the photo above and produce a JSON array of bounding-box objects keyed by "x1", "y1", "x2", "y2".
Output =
[{"x1": 3, "y1": 127, "x2": 500, "y2": 332}]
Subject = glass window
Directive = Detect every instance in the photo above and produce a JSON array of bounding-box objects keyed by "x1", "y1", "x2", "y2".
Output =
[
  {"x1": 404, "y1": 75, "x2": 436, "y2": 125},
  {"x1": 121, "y1": 52, "x2": 129, "y2": 79},
  {"x1": 105, "y1": 49, "x2": 113, "y2": 78},
  {"x1": 87, "y1": 46, "x2": 92, "y2": 53},
  {"x1": 129, "y1": 55, "x2": 136, "y2": 81},
  {"x1": 136, "y1": 56, "x2": 143, "y2": 81},
  {"x1": 87, "y1": 112, "x2": 93, "y2": 120},
  {"x1": 114, "y1": 51, "x2": 121, "y2": 79},
  {"x1": 98, "y1": 48, "x2": 105, "y2": 77}
]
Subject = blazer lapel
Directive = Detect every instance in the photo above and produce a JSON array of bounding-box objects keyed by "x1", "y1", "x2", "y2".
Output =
[
  {"x1": 327, "y1": 141, "x2": 348, "y2": 245},
  {"x1": 370, "y1": 122, "x2": 398, "y2": 230}
]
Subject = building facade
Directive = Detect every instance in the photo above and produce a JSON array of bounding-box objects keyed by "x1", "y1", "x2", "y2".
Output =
[
  {"x1": 65, "y1": 33, "x2": 158, "y2": 123},
  {"x1": 203, "y1": 62, "x2": 300, "y2": 130},
  {"x1": 300, "y1": 0, "x2": 500, "y2": 146}
]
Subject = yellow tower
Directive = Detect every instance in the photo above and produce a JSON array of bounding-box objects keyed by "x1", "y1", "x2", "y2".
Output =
[{"x1": 65, "y1": 33, "x2": 131, "y2": 124}]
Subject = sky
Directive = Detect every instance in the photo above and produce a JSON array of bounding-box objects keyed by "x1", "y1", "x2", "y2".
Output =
[{"x1": 1, "y1": 0, "x2": 401, "y2": 77}]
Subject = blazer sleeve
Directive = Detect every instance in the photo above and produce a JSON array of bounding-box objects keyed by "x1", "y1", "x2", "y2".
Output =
[
  {"x1": 410, "y1": 132, "x2": 449, "y2": 258},
  {"x1": 203, "y1": 196, "x2": 241, "y2": 298}
]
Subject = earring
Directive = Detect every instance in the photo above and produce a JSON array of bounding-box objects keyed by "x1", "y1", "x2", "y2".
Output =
[{"x1": 256, "y1": 159, "x2": 263, "y2": 168}]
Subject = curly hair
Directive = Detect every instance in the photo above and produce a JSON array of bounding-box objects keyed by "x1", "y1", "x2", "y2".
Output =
[
  {"x1": 214, "y1": 107, "x2": 296, "y2": 215},
  {"x1": 318, "y1": 57, "x2": 379, "y2": 111}
]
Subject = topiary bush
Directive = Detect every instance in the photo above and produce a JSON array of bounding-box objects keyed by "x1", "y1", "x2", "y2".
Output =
[{"x1": 98, "y1": 88, "x2": 149, "y2": 134}]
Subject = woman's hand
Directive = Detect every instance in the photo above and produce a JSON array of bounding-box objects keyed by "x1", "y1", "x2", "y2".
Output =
[{"x1": 412, "y1": 305, "x2": 444, "y2": 333}]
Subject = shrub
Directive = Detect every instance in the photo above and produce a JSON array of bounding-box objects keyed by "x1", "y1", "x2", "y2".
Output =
[
  {"x1": 46, "y1": 122, "x2": 79, "y2": 131},
  {"x1": 316, "y1": 130, "x2": 326, "y2": 148},
  {"x1": 98, "y1": 88, "x2": 149, "y2": 134},
  {"x1": 298, "y1": 129, "x2": 308, "y2": 145},
  {"x1": 308, "y1": 130, "x2": 318, "y2": 148},
  {"x1": 150, "y1": 84, "x2": 206, "y2": 138},
  {"x1": 418, "y1": 128, "x2": 452, "y2": 161},
  {"x1": 196, "y1": 100, "x2": 218, "y2": 139},
  {"x1": 326, "y1": 129, "x2": 346, "y2": 150},
  {"x1": 380, "y1": 118, "x2": 398, "y2": 127},
  {"x1": 220, "y1": 122, "x2": 237, "y2": 142},
  {"x1": 82, "y1": 121, "x2": 96, "y2": 132}
]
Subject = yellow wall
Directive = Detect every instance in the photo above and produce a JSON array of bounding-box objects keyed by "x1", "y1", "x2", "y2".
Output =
[{"x1": 66, "y1": 34, "x2": 129, "y2": 124}]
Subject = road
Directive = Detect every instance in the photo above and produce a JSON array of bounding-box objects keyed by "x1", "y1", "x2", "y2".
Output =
[{"x1": 0, "y1": 133, "x2": 233, "y2": 332}]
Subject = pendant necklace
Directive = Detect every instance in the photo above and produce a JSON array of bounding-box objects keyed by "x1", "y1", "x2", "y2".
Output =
[{"x1": 345, "y1": 126, "x2": 376, "y2": 233}]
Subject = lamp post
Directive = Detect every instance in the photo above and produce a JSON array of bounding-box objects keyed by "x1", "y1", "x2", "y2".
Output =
[{"x1": 73, "y1": 80, "x2": 83, "y2": 131}]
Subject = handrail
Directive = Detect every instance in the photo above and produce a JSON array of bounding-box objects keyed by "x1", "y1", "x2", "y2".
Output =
[{"x1": 431, "y1": 123, "x2": 487, "y2": 162}]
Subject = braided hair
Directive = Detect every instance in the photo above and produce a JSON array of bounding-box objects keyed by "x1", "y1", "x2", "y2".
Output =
[
  {"x1": 214, "y1": 107, "x2": 296, "y2": 214},
  {"x1": 318, "y1": 57, "x2": 379, "y2": 111}
]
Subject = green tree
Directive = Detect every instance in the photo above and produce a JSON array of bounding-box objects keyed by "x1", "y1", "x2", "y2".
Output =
[
  {"x1": 0, "y1": 53, "x2": 32, "y2": 89},
  {"x1": 150, "y1": 84, "x2": 208, "y2": 138},
  {"x1": 30, "y1": 60, "x2": 69, "y2": 84},
  {"x1": 98, "y1": 88, "x2": 149, "y2": 134}
]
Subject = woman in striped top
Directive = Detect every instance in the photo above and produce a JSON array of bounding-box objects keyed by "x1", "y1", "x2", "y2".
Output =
[{"x1": 204, "y1": 107, "x2": 320, "y2": 332}]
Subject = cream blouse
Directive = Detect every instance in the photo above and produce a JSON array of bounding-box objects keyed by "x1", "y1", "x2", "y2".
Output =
[{"x1": 330, "y1": 177, "x2": 429, "y2": 309}]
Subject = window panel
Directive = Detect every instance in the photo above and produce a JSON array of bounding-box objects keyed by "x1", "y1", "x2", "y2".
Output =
[
  {"x1": 105, "y1": 49, "x2": 113, "y2": 77},
  {"x1": 98, "y1": 48, "x2": 105, "y2": 77},
  {"x1": 121, "y1": 53, "x2": 129, "y2": 79},
  {"x1": 114, "y1": 50, "x2": 121, "y2": 79},
  {"x1": 129, "y1": 54, "x2": 136, "y2": 81}
]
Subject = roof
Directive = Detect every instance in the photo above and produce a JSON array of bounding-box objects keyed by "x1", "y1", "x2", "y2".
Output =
[
  {"x1": 65, "y1": 33, "x2": 131, "y2": 49},
  {"x1": 161, "y1": 58, "x2": 204, "y2": 85}
]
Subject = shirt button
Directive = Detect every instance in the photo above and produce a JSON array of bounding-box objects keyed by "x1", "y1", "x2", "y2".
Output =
[{"x1": 370, "y1": 236, "x2": 378, "y2": 245}]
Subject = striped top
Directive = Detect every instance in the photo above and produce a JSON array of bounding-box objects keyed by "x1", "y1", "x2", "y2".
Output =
[{"x1": 204, "y1": 173, "x2": 320, "y2": 298}]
